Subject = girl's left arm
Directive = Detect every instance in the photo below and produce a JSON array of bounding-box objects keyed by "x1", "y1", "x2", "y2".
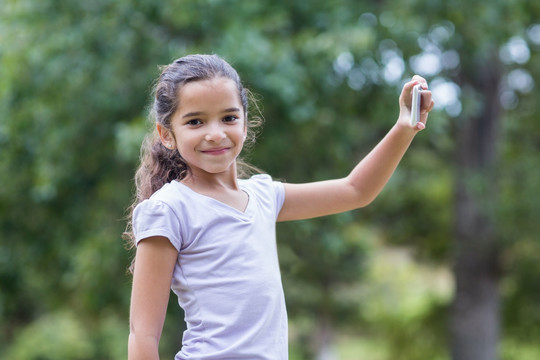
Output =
[{"x1": 277, "y1": 76, "x2": 435, "y2": 222}]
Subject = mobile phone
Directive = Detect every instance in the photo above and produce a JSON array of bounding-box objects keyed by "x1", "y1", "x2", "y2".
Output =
[{"x1": 411, "y1": 84, "x2": 422, "y2": 126}]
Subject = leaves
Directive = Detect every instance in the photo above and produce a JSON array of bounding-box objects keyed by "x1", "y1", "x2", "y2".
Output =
[{"x1": 1, "y1": 0, "x2": 540, "y2": 359}]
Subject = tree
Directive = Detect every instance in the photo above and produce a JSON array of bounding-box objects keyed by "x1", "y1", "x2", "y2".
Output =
[
  {"x1": 373, "y1": 1, "x2": 540, "y2": 359},
  {"x1": 2, "y1": 1, "x2": 540, "y2": 359},
  {"x1": 0, "y1": 0, "x2": 166, "y2": 357}
]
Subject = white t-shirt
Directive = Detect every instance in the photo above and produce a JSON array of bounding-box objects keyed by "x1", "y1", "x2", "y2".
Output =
[{"x1": 133, "y1": 174, "x2": 288, "y2": 359}]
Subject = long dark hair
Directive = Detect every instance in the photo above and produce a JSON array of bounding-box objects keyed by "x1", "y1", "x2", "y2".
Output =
[{"x1": 124, "y1": 54, "x2": 263, "y2": 252}]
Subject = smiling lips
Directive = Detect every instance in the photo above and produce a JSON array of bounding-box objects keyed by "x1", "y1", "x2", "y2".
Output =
[{"x1": 200, "y1": 147, "x2": 230, "y2": 155}]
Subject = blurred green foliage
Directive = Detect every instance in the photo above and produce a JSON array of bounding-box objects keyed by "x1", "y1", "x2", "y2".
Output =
[{"x1": 1, "y1": 0, "x2": 539, "y2": 359}]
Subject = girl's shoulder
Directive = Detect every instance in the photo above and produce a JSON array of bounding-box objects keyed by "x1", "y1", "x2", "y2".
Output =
[
  {"x1": 241, "y1": 173, "x2": 284, "y2": 185},
  {"x1": 135, "y1": 182, "x2": 182, "y2": 217},
  {"x1": 241, "y1": 173, "x2": 272, "y2": 183},
  {"x1": 240, "y1": 174, "x2": 285, "y2": 215},
  {"x1": 240, "y1": 174, "x2": 282, "y2": 193},
  {"x1": 132, "y1": 185, "x2": 184, "y2": 250},
  {"x1": 134, "y1": 182, "x2": 187, "y2": 221},
  {"x1": 149, "y1": 180, "x2": 202, "y2": 204}
]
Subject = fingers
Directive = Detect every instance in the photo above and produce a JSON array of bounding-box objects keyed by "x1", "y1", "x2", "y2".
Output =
[
  {"x1": 400, "y1": 75, "x2": 435, "y2": 128},
  {"x1": 426, "y1": 99, "x2": 435, "y2": 113},
  {"x1": 411, "y1": 75, "x2": 434, "y2": 113},
  {"x1": 402, "y1": 75, "x2": 427, "y2": 93},
  {"x1": 400, "y1": 75, "x2": 428, "y2": 104},
  {"x1": 411, "y1": 74, "x2": 428, "y2": 89},
  {"x1": 420, "y1": 90, "x2": 434, "y2": 113},
  {"x1": 402, "y1": 77, "x2": 420, "y2": 93}
]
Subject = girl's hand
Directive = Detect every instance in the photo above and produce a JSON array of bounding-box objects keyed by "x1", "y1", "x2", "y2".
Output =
[{"x1": 398, "y1": 75, "x2": 435, "y2": 131}]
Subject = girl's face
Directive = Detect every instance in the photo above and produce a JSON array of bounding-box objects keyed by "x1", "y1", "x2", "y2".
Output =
[{"x1": 159, "y1": 77, "x2": 247, "y2": 179}]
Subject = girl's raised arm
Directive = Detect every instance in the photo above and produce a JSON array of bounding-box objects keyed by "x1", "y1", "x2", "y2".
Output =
[
  {"x1": 277, "y1": 76, "x2": 434, "y2": 222},
  {"x1": 128, "y1": 236, "x2": 178, "y2": 360}
]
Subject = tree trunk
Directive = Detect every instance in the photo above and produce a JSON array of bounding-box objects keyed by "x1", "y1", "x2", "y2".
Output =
[{"x1": 451, "y1": 57, "x2": 503, "y2": 360}]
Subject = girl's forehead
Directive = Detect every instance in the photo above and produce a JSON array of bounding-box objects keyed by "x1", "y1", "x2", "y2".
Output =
[
  {"x1": 176, "y1": 77, "x2": 245, "y2": 117},
  {"x1": 175, "y1": 77, "x2": 244, "y2": 116},
  {"x1": 180, "y1": 77, "x2": 238, "y2": 100}
]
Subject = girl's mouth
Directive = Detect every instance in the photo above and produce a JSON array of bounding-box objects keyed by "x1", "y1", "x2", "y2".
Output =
[{"x1": 201, "y1": 147, "x2": 229, "y2": 155}]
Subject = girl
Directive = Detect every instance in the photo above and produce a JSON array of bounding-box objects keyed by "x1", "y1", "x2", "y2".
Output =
[{"x1": 126, "y1": 54, "x2": 434, "y2": 360}]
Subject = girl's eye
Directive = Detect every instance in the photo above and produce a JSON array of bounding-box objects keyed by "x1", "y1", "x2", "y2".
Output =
[
  {"x1": 186, "y1": 119, "x2": 202, "y2": 126},
  {"x1": 223, "y1": 115, "x2": 239, "y2": 123}
]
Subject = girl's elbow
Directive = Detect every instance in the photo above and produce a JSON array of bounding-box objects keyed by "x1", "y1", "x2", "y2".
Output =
[
  {"x1": 347, "y1": 185, "x2": 376, "y2": 208},
  {"x1": 354, "y1": 196, "x2": 375, "y2": 209}
]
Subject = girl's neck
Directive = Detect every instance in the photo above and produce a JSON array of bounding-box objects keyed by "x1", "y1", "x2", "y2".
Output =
[
  {"x1": 181, "y1": 168, "x2": 240, "y2": 193},
  {"x1": 180, "y1": 168, "x2": 249, "y2": 213}
]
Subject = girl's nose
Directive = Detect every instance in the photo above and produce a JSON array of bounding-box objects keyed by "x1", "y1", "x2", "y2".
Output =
[{"x1": 204, "y1": 123, "x2": 226, "y2": 142}]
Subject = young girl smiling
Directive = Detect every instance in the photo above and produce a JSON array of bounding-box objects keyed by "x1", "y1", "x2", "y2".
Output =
[{"x1": 126, "y1": 54, "x2": 434, "y2": 360}]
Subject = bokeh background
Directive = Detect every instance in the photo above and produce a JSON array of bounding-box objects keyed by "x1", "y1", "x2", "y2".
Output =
[{"x1": 1, "y1": 1, "x2": 539, "y2": 359}]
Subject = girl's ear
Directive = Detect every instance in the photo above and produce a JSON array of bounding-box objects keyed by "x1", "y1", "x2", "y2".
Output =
[{"x1": 157, "y1": 123, "x2": 176, "y2": 150}]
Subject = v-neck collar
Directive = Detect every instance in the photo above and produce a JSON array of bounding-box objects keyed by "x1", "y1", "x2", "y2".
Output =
[{"x1": 172, "y1": 180, "x2": 255, "y2": 220}]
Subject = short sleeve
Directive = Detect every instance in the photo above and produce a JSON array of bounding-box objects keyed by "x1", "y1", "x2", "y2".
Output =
[
  {"x1": 243, "y1": 174, "x2": 285, "y2": 220},
  {"x1": 272, "y1": 180, "x2": 285, "y2": 219},
  {"x1": 132, "y1": 199, "x2": 182, "y2": 251}
]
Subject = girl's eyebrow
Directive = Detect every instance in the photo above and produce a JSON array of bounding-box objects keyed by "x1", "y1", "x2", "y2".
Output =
[
  {"x1": 182, "y1": 107, "x2": 241, "y2": 119},
  {"x1": 223, "y1": 107, "x2": 241, "y2": 113},
  {"x1": 182, "y1": 111, "x2": 204, "y2": 119}
]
